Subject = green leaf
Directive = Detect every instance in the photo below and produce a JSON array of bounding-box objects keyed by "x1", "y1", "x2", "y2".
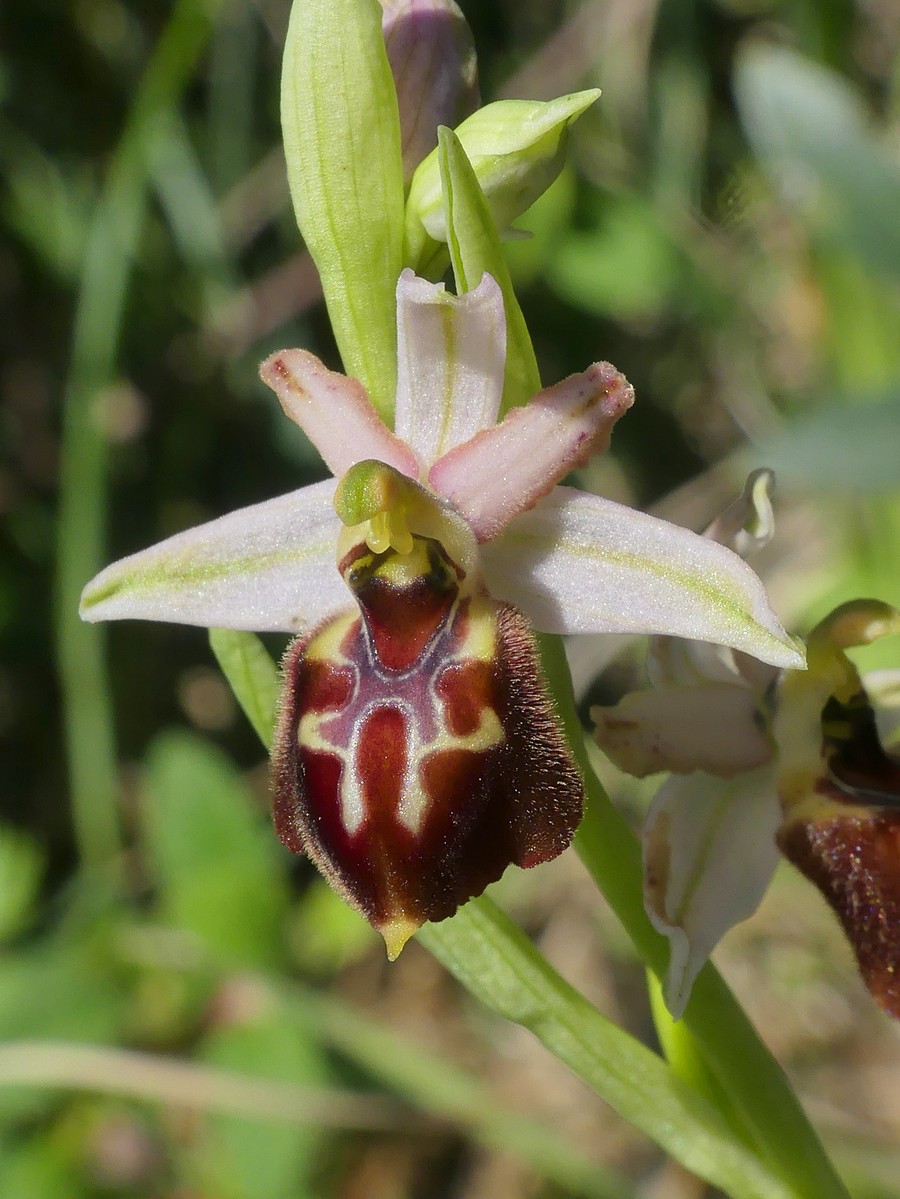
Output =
[
  {"x1": 142, "y1": 731, "x2": 288, "y2": 966},
  {"x1": 437, "y1": 125, "x2": 540, "y2": 410},
  {"x1": 289, "y1": 880, "x2": 377, "y2": 976},
  {"x1": 546, "y1": 197, "x2": 679, "y2": 321},
  {"x1": 281, "y1": 0, "x2": 405, "y2": 421},
  {"x1": 0, "y1": 941, "x2": 126, "y2": 1123},
  {"x1": 419, "y1": 899, "x2": 791, "y2": 1199},
  {"x1": 209, "y1": 628, "x2": 281, "y2": 747},
  {"x1": 0, "y1": 828, "x2": 42, "y2": 942},
  {"x1": 193, "y1": 1001, "x2": 330, "y2": 1199},
  {"x1": 0, "y1": 1136, "x2": 88, "y2": 1199},
  {"x1": 735, "y1": 44, "x2": 900, "y2": 279}
]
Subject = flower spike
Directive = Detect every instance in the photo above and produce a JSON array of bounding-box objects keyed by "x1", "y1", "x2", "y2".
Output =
[{"x1": 83, "y1": 275, "x2": 804, "y2": 955}]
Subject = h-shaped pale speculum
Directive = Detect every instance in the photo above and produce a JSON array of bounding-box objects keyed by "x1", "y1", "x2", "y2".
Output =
[{"x1": 271, "y1": 460, "x2": 583, "y2": 959}]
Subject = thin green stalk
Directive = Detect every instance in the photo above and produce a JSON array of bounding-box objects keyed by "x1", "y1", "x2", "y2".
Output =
[
  {"x1": 55, "y1": 0, "x2": 221, "y2": 871},
  {"x1": 539, "y1": 635, "x2": 850, "y2": 1199},
  {"x1": 420, "y1": 901, "x2": 790, "y2": 1199}
]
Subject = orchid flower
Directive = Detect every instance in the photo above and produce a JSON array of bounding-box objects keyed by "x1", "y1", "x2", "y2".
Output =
[
  {"x1": 81, "y1": 271, "x2": 801, "y2": 957},
  {"x1": 593, "y1": 471, "x2": 900, "y2": 1019}
]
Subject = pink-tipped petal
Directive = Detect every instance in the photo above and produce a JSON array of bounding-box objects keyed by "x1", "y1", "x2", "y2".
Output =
[
  {"x1": 429, "y1": 363, "x2": 633, "y2": 540},
  {"x1": 80, "y1": 481, "x2": 348, "y2": 634},
  {"x1": 394, "y1": 270, "x2": 506, "y2": 466},
  {"x1": 260, "y1": 349, "x2": 418, "y2": 480},
  {"x1": 481, "y1": 487, "x2": 804, "y2": 669}
]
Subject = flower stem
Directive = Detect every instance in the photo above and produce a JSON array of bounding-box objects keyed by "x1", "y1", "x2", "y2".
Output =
[{"x1": 539, "y1": 634, "x2": 850, "y2": 1199}]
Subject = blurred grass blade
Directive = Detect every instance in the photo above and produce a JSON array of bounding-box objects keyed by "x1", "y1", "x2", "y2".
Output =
[
  {"x1": 735, "y1": 44, "x2": 900, "y2": 279},
  {"x1": 281, "y1": 0, "x2": 404, "y2": 421},
  {"x1": 290, "y1": 986, "x2": 636, "y2": 1199},
  {"x1": 438, "y1": 125, "x2": 541, "y2": 410},
  {"x1": 56, "y1": 0, "x2": 223, "y2": 872},
  {"x1": 0, "y1": 1040, "x2": 403, "y2": 1129},
  {"x1": 420, "y1": 900, "x2": 790, "y2": 1199},
  {"x1": 539, "y1": 635, "x2": 851, "y2": 1199},
  {"x1": 209, "y1": 628, "x2": 281, "y2": 746}
]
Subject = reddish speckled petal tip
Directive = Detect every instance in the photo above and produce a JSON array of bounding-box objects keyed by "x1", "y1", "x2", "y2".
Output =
[
  {"x1": 429, "y1": 362, "x2": 633, "y2": 542},
  {"x1": 260, "y1": 348, "x2": 418, "y2": 481}
]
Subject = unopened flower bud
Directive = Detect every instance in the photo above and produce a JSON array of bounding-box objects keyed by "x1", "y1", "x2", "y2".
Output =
[
  {"x1": 405, "y1": 90, "x2": 600, "y2": 267},
  {"x1": 380, "y1": 0, "x2": 480, "y2": 180}
]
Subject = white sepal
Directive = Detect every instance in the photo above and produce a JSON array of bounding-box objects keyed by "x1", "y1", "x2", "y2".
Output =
[
  {"x1": 481, "y1": 487, "x2": 805, "y2": 669},
  {"x1": 643, "y1": 768, "x2": 780, "y2": 1018},
  {"x1": 80, "y1": 480, "x2": 348, "y2": 634}
]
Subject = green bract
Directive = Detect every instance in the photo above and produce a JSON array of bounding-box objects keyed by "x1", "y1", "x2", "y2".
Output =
[
  {"x1": 281, "y1": 0, "x2": 405, "y2": 421},
  {"x1": 437, "y1": 127, "x2": 540, "y2": 411},
  {"x1": 405, "y1": 91, "x2": 600, "y2": 274}
]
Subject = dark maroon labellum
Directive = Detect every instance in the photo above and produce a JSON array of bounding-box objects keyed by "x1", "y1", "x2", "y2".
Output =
[{"x1": 271, "y1": 533, "x2": 583, "y2": 956}]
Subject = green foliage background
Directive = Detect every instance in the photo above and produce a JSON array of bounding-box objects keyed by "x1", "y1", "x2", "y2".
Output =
[{"x1": 0, "y1": 0, "x2": 899, "y2": 1195}]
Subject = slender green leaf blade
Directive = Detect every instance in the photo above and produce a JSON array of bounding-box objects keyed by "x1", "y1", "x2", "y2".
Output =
[
  {"x1": 209, "y1": 628, "x2": 280, "y2": 747},
  {"x1": 420, "y1": 899, "x2": 791, "y2": 1199},
  {"x1": 538, "y1": 636, "x2": 851, "y2": 1199}
]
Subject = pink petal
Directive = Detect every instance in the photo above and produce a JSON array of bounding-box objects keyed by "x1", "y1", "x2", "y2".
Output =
[
  {"x1": 260, "y1": 349, "x2": 418, "y2": 479},
  {"x1": 428, "y1": 362, "x2": 633, "y2": 540}
]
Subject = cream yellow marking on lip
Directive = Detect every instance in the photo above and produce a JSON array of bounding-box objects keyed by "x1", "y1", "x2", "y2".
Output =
[{"x1": 380, "y1": 915, "x2": 420, "y2": 961}]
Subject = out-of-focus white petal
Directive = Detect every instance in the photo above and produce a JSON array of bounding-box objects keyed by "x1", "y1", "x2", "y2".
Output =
[
  {"x1": 393, "y1": 269, "x2": 506, "y2": 466},
  {"x1": 703, "y1": 468, "x2": 776, "y2": 557},
  {"x1": 647, "y1": 471, "x2": 783, "y2": 690},
  {"x1": 481, "y1": 487, "x2": 804, "y2": 669},
  {"x1": 866, "y1": 669, "x2": 900, "y2": 750},
  {"x1": 430, "y1": 365, "x2": 633, "y2": 541},
  {"x1": 260, "y1": 349, "x2": 418, "y2": 480},
  {"x1": 80, "y1": 481, "x2": 348, "y2": 634},
  {"x1": 643, "y1": 768, "x2": 780, "y2": 1019},
  {"x1": 647, "y1": 634, "x2": 743, "y2": 689},
  {"x1": 592, "y1": 684, "x2": 772, "y2": 778}
]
